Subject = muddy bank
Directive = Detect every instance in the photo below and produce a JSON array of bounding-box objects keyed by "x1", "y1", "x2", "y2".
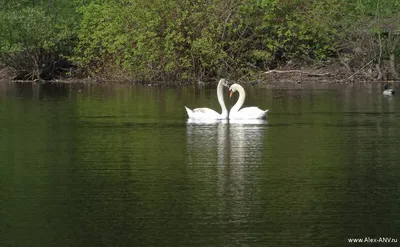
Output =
[
  {"x1": 247, "y1": 61, "x2": 398, "y2": 86},
  {"x1": 1, "y1": 61, "x2": 397, "y2": 86}
]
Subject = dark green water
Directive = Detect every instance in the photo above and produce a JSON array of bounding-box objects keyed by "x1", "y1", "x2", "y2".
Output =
[{"x1": 1, "y1": 82, "x2": 399, "y2": 246}]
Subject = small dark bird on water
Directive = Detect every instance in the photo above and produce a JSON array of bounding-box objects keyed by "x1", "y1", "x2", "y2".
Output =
[{"x1": 383, "y1": 85, "x2": 395, "y2": 96}]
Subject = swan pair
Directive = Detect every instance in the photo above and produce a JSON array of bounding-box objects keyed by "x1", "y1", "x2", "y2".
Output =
[{"x1": 185, "y1": 79, "x2": 269, "y2": 120}]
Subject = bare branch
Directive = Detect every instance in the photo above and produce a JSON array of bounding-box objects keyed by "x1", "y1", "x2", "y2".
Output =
[{"x1": 264, "y1": 69, "x2": 332, "y2": 77}]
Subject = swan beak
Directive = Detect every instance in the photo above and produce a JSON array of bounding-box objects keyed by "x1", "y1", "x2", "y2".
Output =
[{"x1": 229, "y1": 90, "x2": 233, "y2": 98}]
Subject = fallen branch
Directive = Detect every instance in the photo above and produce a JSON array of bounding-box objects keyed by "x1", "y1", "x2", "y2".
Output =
[
  {"x1": 346, "y1": 59, "x2": 373, "y2": 80},
  {"x1": 264, "y1": 69, "x2": 331, "y2": 77}
]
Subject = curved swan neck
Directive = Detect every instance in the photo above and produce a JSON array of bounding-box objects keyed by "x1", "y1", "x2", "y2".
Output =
[
  {"x1": 217, "y1": 80, "x2": 228, "y2": 117},
  {"x1": 231, "y1": 85, "x2": 245, "y2": 113}
]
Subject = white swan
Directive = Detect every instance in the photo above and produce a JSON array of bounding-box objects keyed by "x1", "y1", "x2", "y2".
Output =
[
  {"x1": 185, "y1": 79, "x2": 229, "y2": 120},
  {"x1": 229, "y1": 83, "x2": 269, "y2": 119}
]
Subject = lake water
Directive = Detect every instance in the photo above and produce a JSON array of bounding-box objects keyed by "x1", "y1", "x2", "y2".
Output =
[{"x1": 1, "y1": 81, "x2": 399, "y2": 246}]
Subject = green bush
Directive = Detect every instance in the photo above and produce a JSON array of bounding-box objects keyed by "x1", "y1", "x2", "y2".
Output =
[
  {"x1": 0, "y1": 1, "x2": 79, "y2": 80},
  {"x1": 1, "y1": 0, "x2": 399, "y2": 82}
]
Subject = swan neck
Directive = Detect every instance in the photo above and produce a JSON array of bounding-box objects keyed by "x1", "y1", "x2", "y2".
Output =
[
  {"x1": 217, "y1": 81, "x2": 228, "y2": 117},
  {"x1": 231, "y1": 86, "x2": 245, "y2": 113}
]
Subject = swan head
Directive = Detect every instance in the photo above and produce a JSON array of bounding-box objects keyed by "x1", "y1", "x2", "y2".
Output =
[
  {"x1": 229, "y1": 83, "x2": 242, "y2": 97},
  {"x1": 219, "y1": 78, "x2": 230, "y2": 88}
]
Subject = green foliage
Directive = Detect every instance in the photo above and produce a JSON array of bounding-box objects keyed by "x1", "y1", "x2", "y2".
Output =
[
  {"x1": 337, "y1": 0, "x2": 400, "y2": 75},
  {"x1": 0, "y1": 0, "x2": 80, "y2": 79},
  {"x1": 74, "y1": 0, "x2": 233, "y2": 81},
  {"x1": 1, "y1": 0, "x2": 400, "y2": 82},
  {"x1": 215, "y1": 0, "x2": 342, "y2": 76}
]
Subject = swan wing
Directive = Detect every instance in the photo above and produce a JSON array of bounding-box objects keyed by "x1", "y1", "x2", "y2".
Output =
[
  {"x1": 232, "y1": 107, "x2": 269, "y2": 119},
  {"x1": 184, "y1": 78, "x2": 229, "y2": 120},
  {"x1": 185, "y1": 106, "x2": 221, "y2": 119}
]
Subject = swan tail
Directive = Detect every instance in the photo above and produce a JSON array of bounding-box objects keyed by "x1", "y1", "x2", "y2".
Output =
[
  {"x1": 261, "y1": 109, "x2": 269, "y2": 119},
  {"x1": 185, "y1": 106, "x2": 193, "y2": 117}
]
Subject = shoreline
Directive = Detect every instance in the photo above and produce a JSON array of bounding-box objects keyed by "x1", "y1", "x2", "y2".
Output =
[{"x1": 1, "y1": 62, "x2": 398, "y2": 86}]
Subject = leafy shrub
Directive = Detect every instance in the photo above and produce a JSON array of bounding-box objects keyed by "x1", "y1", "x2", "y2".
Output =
[{"x1": 0, "y1": 1, "x2": 79, "y2": 80}]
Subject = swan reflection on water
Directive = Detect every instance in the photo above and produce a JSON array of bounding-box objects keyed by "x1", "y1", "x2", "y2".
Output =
[
  {"x1": 186, "y1": 119, "x2": 267, "y2": 157},
  {"x1": 186, "y1": 118, "x2": 267, "y2": 222},
  {"x1": 186, "y1": 118, "x2": 267, "y2": 125},
  {"x1": 186, "y1": 118, "x2": 228, "y2": 125},
  {"x1": 186, "y1": 118, "x2": 267, "y2": 172},
  {"x1": 186, "y1": 118, "x2": 267, "y2": 164}
]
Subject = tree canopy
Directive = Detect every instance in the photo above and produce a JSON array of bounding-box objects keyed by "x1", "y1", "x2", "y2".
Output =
[{"x1": 0, "y1": 0, "x2": 400, "y2": 82}]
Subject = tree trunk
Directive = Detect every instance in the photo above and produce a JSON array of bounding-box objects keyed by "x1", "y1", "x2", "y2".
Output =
[
  {"x1": 390, "y1": 52, "x2": 399, "y2": 80},
  {"x1": 376, "y1": 62, "x2": 383, "y2": 80}
]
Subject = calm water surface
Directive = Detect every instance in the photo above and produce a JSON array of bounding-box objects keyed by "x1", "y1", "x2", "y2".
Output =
[{"x1": 1, "y1": 82, "x2": 399, "y2": 246}]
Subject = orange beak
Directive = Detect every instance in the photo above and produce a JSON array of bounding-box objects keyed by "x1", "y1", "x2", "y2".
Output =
[{"x1": 229, "y1": 90, "x2": 233, "y2": 98}]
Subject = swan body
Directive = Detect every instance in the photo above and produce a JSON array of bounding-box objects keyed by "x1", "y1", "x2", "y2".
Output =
[
  {"x1": 383, "y1": 85, "x2": 395, "y2": 96},
  {"x1": 229, "y1": 83, "x2": 268, "y2": 119},
  {"x1": 185, "y1": 79, "x2": 229, "y2": 120}
]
